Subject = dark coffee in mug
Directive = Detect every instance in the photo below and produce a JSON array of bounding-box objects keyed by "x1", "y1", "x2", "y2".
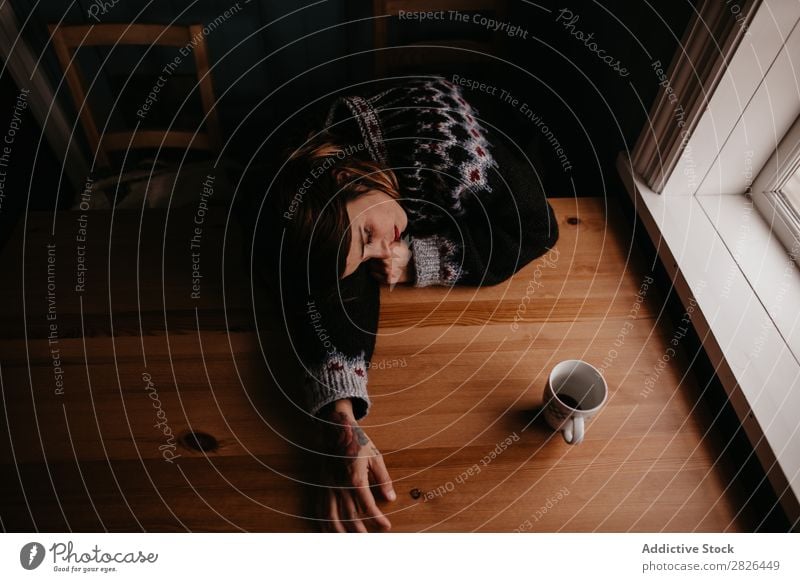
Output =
[
  {"x1": 544, "y1": 360, "x2": 608, "y2": 445},
  {"x1": 556, "y1": 393, "x2": 583, "y2": 410}
]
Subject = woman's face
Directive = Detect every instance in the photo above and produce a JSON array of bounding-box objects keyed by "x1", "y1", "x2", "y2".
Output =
[{"x1": 342, "y1": 189, "x2": 408, "y2": 278}]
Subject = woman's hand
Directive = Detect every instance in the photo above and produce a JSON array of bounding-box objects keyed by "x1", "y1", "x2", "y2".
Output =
[
  {"x1": 369, "y1": 239, "x2": 412, "y2": 286},
  {"x1": 316, "y1": 399, "x2": 396, "y2": 532}
]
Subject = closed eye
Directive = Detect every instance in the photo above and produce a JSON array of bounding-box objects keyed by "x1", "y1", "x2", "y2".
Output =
[
  {"x1": 360, "y1": 226, "x2": 370, "y2": 260},
  {"x1": 362, "y1": 228, "x2": 373, "y2": 258}
]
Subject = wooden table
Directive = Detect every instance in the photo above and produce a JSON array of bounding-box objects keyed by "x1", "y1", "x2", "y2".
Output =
[{"x1": 0, "y1": 198, "x2": 751, "y2": 531}]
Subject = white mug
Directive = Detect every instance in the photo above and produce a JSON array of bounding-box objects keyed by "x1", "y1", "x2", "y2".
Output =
[{"x1": 543, "y1": 360, "x2": 607, "y2": 445}]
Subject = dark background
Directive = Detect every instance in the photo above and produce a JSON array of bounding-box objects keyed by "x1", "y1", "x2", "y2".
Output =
[{"x1": 1, "y1": 0, "x2": 693, "y2": 208}]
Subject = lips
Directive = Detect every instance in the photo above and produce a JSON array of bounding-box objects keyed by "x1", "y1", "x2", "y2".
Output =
[{"x1": 394, "y1": 225, "x2": 400, "y2": 241}]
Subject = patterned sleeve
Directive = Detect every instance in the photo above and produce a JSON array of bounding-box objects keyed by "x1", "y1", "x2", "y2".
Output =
[
  {"x1": 408, "y1": 139, "x2": 559, "y2": 288},
  {"x1": 408, "y1": 234, "x2": 463, "y2": 287},
  {"x1": 283, "y1": 266, "x2": 380, "y2": 420}
]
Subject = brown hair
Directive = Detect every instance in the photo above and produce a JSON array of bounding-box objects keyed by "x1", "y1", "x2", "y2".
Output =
[{"x1": 271, "y1": 132, "x2": 400, "y2": 295}]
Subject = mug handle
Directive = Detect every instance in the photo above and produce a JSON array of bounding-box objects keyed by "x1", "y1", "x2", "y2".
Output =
[{"x1": 563, "y1": 416, "x2": 585, "y2": 445}]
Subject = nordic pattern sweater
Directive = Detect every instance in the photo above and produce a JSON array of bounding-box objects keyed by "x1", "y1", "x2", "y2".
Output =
[{"x1": 283, "y1": 78, "x2": 559, "y2": 420}]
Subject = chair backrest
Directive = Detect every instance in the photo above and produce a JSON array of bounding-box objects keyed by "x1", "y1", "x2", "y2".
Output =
[
  {"x1": 48, "y1": 23, "x2": 221, "y2": 169},
  {"x1": 372, "y1": 0, "x2": 508, "y2": 76}
]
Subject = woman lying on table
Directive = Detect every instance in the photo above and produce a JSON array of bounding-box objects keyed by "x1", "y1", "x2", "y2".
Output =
[{"x1": 261, "y1": 78, "x2": 558, "y2": 532}]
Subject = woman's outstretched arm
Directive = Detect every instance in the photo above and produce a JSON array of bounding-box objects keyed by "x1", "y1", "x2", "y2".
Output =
[{"x1": 281, "y1": 265, "x2": 396, "y2": 531}]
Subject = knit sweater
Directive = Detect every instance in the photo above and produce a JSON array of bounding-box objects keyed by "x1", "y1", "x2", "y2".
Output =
[{"x1": 282, "y1": 78, "x2": 558, "y2": 420}]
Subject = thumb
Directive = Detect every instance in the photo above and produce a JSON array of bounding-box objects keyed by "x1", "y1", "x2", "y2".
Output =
[{"x1": 370, "y1": 453, "x2": 396, "y2": 501}]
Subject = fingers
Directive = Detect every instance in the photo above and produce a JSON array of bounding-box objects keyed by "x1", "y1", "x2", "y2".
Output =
[
  {"x1": 353, "y1": 484, "x2": 392, "y2": 532},
  {"x1": 389, "y1": 239, "x2": 411, "y2": 259},
  {"x1": 371, "y1": 245, "x2": 409, "y2": 275},
  {"x1": 341, "y1": 492, "x2": 368, "y2": 533},
  {"x1": 369, "y1": 453, "x2": 397, "y2": 502},
  {"x1": 376, "y1": 243, "x2": 411, "y2": 287},
  {"x1": 370, "y1": 262, "x2": 403, "y2": 286},
  {"x1": 326, "y1": 489, "x2": 346, "y2": 533},
  {"x1": 387, "y1": 245, "x2": 410, "y2": 273},
  {"x1": 325, "y1": 486, "x2": 380, "y2": 533},
  {"x1": 321, "y1": 480, "x2": 387, "y2": 533}
]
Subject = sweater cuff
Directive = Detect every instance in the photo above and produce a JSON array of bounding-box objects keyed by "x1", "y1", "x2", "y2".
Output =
[
  {"x1": 409, "y1": 235, "x2": 462, "y2": 287},
  {"x1": 304, "y1": 350, "x2": 371, "y2": 420}
]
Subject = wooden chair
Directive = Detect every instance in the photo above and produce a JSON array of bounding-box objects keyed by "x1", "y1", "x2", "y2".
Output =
[
  {"x1": 48, "y1": 23, "x2": 221, "y2": 169},
  {"x1": 372, "y1": 0, "x2": 508, "y2": 76}
]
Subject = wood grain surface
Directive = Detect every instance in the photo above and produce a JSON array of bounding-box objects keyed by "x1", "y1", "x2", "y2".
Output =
[{"x1": 0, "y1": 198, "x2": 754, "y2": 531}]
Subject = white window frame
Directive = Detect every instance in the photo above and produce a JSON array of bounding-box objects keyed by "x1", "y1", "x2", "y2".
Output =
[
  {"x1": 620, "y1": 0, "x2": 800, "y2": 528},
  {"x1": 751, "y1": 112, "x2": 800, "y2": 265}
]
